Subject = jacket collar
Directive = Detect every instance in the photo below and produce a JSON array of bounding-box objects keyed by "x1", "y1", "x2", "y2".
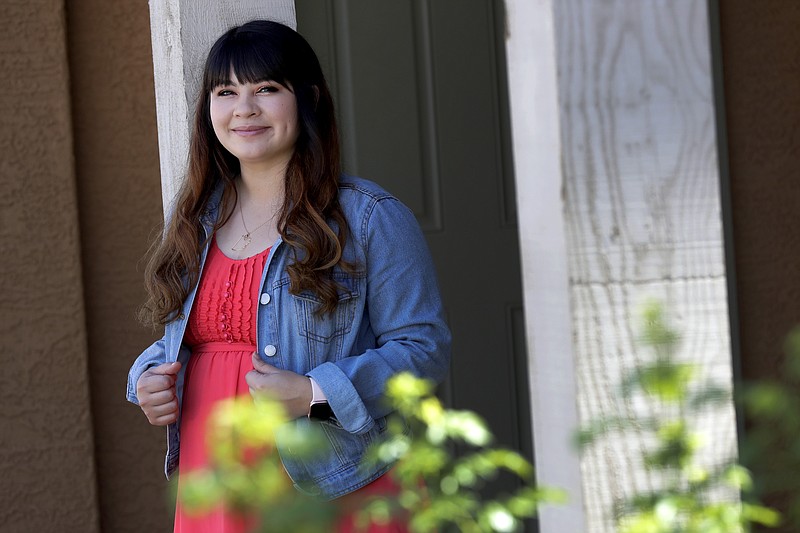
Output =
[{"x1": 201, "y1": 180, "x2": 226, "y2": 225}]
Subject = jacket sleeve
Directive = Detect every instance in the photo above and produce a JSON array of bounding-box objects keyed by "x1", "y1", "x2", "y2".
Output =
[
  {"x1": 307, "y1": 196, "x2": 451, "y2": 434},
  {"x1": 126, "y1": 336, "x2": 167, "y2": 405}
]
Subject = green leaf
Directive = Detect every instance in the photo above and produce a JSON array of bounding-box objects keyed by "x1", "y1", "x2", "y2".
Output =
[{"x1": 741, "y1": 503, "x2": 782, "y2": 526}]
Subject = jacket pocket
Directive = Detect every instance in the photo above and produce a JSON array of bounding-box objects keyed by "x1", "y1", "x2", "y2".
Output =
[{"x1": 291, "y1": 273, "x2": 361, "y2": 343}]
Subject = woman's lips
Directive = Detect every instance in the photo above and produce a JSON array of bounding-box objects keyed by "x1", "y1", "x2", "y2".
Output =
[{"x1": 232, "y1": 126, "x2": 268, "y2": 136}]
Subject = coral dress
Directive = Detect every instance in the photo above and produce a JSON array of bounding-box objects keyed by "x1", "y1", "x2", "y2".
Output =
[
  {"x1": 174, "y1": 237, "x2": 406, "y2": 533},
  {"x1": 174, "y1": 237, "x2": 269, "y2": 533}
]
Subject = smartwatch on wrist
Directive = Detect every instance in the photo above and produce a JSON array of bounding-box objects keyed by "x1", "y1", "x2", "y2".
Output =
[{"x1": 308, "y1": 377, "x2": 334, "y2": 421}]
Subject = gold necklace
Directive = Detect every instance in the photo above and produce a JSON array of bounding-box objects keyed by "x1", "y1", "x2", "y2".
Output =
[{"x1": 231, "y1": 201, "x2": 275, "y2": 252}]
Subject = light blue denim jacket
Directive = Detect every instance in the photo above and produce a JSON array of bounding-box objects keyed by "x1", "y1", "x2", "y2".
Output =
[{"x1": 126, "y1": 176, "x2": 451, "y2": 499}]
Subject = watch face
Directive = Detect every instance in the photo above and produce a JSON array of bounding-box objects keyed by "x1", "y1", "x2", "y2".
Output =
[{"x1": 309, "y1": 401, "x2": 334, "y2": 421}]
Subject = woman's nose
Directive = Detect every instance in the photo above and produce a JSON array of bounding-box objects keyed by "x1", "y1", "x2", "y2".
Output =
[{"x1": 234, "y1": 95, "x2": 258, "y2": 117}]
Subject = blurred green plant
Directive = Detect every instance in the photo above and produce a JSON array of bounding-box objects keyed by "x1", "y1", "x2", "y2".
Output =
[
  {"x1": 738, "y1": 327, "x2": 800, "y2": 529},
  {"x1": 178, "y1": 397, "x2": 337, "y2": 532},
  {"x1": 358, "y1": 373, "x2": 566, "y2": 532},
  {"x1": 575, "y1": 301, "x2": 780, "y2": 533},
  {"x1": 181, "y1": 374, "x2": 565, "y2": 532}
]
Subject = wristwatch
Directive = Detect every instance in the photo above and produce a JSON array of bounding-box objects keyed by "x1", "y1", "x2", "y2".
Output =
[{"x1": 308, "y1": 377, "x2": 334, "y2": 421}]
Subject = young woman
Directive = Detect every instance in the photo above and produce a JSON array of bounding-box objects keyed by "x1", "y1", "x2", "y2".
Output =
[{"x1": 126, "y1": 20, "x2": 451, "y2": 532}]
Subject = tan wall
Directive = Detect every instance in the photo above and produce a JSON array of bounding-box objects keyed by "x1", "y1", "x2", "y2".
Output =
[
  {"x1": 0, "y1": 1, "x2": 100, "y2": 531},
  {"x1": 64, "y1": 0, "x2": 172, "y2": 531},
  {"x1": 719, "y1": 1, "x2": 800, "y2": 529},
  {"x1": 721, "y1": 2, "x2": 800, "y2": 378},
  {"x1": 1, "y1": 0, "x2": 169, "y2": 532}
]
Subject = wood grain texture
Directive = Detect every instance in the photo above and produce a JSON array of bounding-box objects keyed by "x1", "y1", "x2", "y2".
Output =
[
  {"x1": 149, "y1": 0, "x2": 191, "y2": 212},
  {"x1": 555, "y1": 1, "x2": 737, "y2": 530}
]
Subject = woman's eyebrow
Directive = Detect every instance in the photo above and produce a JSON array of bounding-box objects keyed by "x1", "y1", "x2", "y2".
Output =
[{"x1": 217, "y1": 78, "x2": 276, "y2": 87}]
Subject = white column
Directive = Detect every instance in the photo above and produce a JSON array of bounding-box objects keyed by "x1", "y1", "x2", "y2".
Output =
[
  {"x1": 505, "y1": 1, "x2": 736, "y2": 531},
  {"x1": 147, "y1": 0, "x2": 296, "y2": 211},
  {"x1": 504, "y1": 1, "x2": 587, "y2": 530}
]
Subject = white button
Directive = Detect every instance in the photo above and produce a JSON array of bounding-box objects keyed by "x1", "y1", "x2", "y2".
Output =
[
  {"x1": 260, "y1": 293, "x2": 271, "y2": 305},
  {"x1": 263, "y1": 344, "x2": 277, "y2": 357}
]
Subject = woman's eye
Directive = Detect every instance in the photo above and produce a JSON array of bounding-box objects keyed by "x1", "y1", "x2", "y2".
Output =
[
  {"x1": 257, "y1": 85, "x2": 277, "y2": 94},
  {"x1": 216, "y1": 89, "x2": 234, "y2": 97}
]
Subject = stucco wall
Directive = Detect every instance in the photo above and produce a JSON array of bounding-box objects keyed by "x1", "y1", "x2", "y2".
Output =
[
  {"x1": 719, "y1": 1, "x2": 800, "y2": 529},
  {"x1": 0, "y1": 0, "x2": 168, "y2": 531},
  {"x1": 65, "y1": 0, "x2": 170, "y2": 531},
  {"x1": 0, "y1": 0, "x2": 798, "y2": 531},
  {"x1": 721, "y1": 1, "x2": 800, "y2": 379},
  {"x1": 0, "y1": 1, "x2": 100, "y2": 531}
]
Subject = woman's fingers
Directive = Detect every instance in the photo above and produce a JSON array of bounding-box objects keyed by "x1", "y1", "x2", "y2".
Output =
[
  {"x1": 251, "y1": 351, "x2": 278, "y2": 373},
  {"x1": 150, "y1": 410, "x2": 179, "y2": 426},
  {"x1": 140, "y1": 389, "x2": 175, "y2": 408},
  {"x1": 142, "y1": 397, "x2": 179, "y2": 425}
]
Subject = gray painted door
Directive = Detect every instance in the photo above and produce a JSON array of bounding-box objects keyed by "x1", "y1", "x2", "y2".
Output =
[{"x1": 296, "y1": 0, "x2": 531, "y2": 466}]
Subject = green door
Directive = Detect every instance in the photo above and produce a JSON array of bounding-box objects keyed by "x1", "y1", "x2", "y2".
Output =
[{"x1": 296, "y1": 0, "x2": 532, "y2": 468}]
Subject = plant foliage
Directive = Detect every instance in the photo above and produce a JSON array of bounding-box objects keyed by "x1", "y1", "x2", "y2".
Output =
[
  {"x1": 738, "y1": 327, "x2": 800, "y2": 529},
  {"x1": 359, "y1": 373, "x2": 566, "y2": 532},
  {"x1": 180, "y1": 374, "x2": 565, "y2": 532},
  {"x1": 178, "y1": 397, "x2": 337, "y2": 532},
  {"x1": 575, "y1": 301, "x2": 780, "y2": 532}
]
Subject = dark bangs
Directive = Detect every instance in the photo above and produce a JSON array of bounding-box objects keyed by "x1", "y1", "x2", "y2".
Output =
[{"x1": 202, "y1": 25, "x2": 292, "y2": 92}]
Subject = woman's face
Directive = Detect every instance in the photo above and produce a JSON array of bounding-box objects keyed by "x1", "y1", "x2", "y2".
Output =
[{"x1": 209, "y1": 73, "x2": 299, "y2": 170}]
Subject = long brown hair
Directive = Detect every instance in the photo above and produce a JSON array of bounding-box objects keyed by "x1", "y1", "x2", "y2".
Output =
[{"x1": 140, "y1": 20, "x2": 351, "y2": 327}]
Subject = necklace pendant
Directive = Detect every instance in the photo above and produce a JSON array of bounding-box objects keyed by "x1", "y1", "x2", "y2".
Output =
[{"x1": 231, "y1": 233, "x2": 252, "y2": 252}]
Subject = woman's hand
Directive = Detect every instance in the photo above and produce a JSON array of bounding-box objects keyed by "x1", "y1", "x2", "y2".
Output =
[
  {"x1": 136, "y1": 362, "x2": 182, "y2": 426},
  {"x1": 246, "y1": 352, "x2": 312, "y2": 419}
]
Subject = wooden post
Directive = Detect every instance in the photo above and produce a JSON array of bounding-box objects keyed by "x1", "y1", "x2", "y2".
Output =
[
  {"x1": 147, "y1": 0, "x2": 296, "y2": 211},
  {"x1": 505, "y1": 0, "x2": 736, "y2": 531},
  {"x1": 504, "y1": 1, "x2": 586, "y2": 529}
]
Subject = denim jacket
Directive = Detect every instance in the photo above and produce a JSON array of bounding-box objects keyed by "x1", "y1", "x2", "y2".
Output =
[{"x1": 126, "y1": 176, "x2": 451, "y2": 500}]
